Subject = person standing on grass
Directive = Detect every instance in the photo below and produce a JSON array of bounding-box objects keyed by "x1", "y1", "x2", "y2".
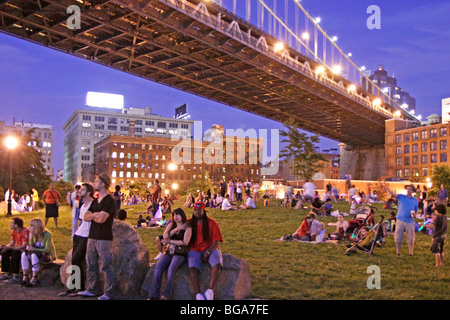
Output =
[
  {"x1": 43, "y1": 183, "x2": 61, "y2": 228},
  {"x1": 188, "y1": 202, "x2": 223, "y2": 300},
  {"x1": 388, "y1": 184, "x2": 418, "y2": 256},
  {"x1": 421, "y1": 204, "x2": 447, "y2": 267},
  {"x1": 58, "y1": 183, "x2": 94, "y2": 297},
  {"x1": 67, "y1": 184, "x2": 81, "y2": 240},
  {"x1": 437, "y1": 184, "x2": 448, "y2": 206},
  {"x1": 31, "y1": 188, "x2": 39, "y2": 211},
  {"x1": 0, "y1": 218, "x2": 30, "y2": 284},
  {"x1": 78, "y1": 174, "x2": 116, "y2": 300}
]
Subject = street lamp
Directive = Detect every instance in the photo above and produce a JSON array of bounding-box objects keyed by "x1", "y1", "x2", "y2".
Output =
[{"x1": 5, "y1": 136, "x2": 18, "y2": 216}]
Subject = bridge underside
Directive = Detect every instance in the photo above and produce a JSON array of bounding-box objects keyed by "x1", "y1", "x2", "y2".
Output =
[{"x1": 1, "y1": 0, "x2": 391, "y2": 146}]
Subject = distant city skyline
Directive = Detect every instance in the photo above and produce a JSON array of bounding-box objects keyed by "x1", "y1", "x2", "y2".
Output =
[{"x1": 0, "y1": 0, "x2": 448, "y2": 179}]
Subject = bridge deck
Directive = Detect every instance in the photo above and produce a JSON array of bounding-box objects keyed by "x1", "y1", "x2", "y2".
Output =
[{"x1": 0, "y1": 0, "x2": 415, "y2": 146}]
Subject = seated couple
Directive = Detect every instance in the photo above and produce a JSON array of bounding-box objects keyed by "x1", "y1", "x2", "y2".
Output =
[
  {"x1": 283, "y1": 213, "x2": 326, "y2": 242},
  {"x1": 148, "y1": 202, "x2": 223, "y2": 300}
]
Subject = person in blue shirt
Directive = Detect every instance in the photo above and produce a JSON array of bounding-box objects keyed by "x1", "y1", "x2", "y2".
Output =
[{"x1": 389, "y1": 184, "x2": 418, "y2": 256}]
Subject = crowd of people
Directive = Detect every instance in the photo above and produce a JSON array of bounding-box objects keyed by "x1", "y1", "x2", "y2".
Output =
[
  {"x1": 0, "y1": 177, "x2": 447, "y2": 300},
  {"x1": 2, "y1": 188, "x2": 40, "y2": 213}
]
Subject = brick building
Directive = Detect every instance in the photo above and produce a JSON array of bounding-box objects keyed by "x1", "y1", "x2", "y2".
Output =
[
  {"x1": 91, "y1": 133, "x2": 264, "y2": 191},
  {"x1": 385, "y1": 119, "x2": 449, "y2": 181}
]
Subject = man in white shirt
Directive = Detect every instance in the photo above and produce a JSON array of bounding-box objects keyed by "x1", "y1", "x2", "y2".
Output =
[
  {"x1": 59, "y1": 183, "x2": 94, "y2": 297},
  {"x1": 302, "y1": 180, "x2": 316, "y2": 203},
  {"x1": 215, "y1": 194, "x2": 223, "y2": 207},
  {"x1": 240, "y1": 194, "x2": 256, "y2": 210},
  {"x1": 236, "y1": 180, "x2": 243, "y2": 202},
  {"x1": 252, "y1": 181, "x2": 260, "y2": 201},
  {"x1": 221, "y1": 195, "x2": 236, "y2": 210}
]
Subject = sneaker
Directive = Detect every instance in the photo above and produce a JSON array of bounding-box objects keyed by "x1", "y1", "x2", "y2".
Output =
[
  {"x1": 98, "y1": 294, "x2": 112, "y2": 300},
  {"x1": 0, "y1": 274, "x2": 11, "y2": 281},
  {"x1": 204, "y1": 289, "x2": 214, "y2": 300},
  {"x1": 195, "y1": 293, "x2": 205, "y2": 300},
  {"x1": 58, "y1": 289, "x2": 76, "y2": 297},
  {"x1": 78, "y1": 290, "x2": 97, "y2": 297},
  {"x1": 154, "y1": 252, "x2": 163, "y2": 260},
  {"x1": 4, "y1": 277, "x2": 20, "y2": 284}
]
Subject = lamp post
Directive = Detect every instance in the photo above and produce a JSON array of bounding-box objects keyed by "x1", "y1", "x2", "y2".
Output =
[{"x1": 5, "y1": 136, "x2": 18, "y2": 216}]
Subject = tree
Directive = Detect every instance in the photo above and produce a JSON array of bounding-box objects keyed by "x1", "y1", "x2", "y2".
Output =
[
  {"x1": 431, "y1": 165, "x2": 450, "y2": 193},
  {"x1": 0, "y1": 130, "x2": 52, "y2": 197},
  {"x1": 280, "y1": 120, "x2": 329, "y2": 181},
  {"x1": 185, "y1": 170, "x2": 217, "y2": 197}
]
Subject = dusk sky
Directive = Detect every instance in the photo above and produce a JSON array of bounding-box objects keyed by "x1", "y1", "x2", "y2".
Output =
[{"x1": 0, "y1": 0, "x2": 449, "y2": 178}]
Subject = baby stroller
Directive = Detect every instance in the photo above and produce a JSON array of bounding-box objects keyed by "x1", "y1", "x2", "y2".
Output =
[
  {"x1": 345, "y1": 206, "x2": 375, "y2": 240},
  {"x1": 345, "y1": 215, "x2": 385, "y2": 255}
]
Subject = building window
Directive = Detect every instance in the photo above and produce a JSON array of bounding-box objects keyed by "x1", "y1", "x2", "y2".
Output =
[
  {"x1": 404, "y1": 156, "x2": 410, "y2": 166},
  {"x1": 145, "y1": 121, "x2": 154, "y2": 126},
  {"x1": 440, "y1": 127, "x2": 447, "y2": 137},
  {"x1": 157, "y1": 122, "x2": 167, "y2": 128},
  {"x1": 396, "y1": 158, "x2": 402, "y2": 166},
  {"x1": 404, "y1": 145, "x2": 410, "y2": 154},
  {"x1": 421, "y1": 155, "x2": 428, "y2": 164},
  {"x1": 82, "y1": 115, "x2": 91, "y2": 121},
  {"x1": 108, "y1": 117, "x2": 118, "y2": 124},
  {"x1": 396, "y1": 169, "x2": 402, "y2": 178},
  {"x1": 412, "y1": 132, "x2": 419, "y2": 140},
  {"x1": 431, "y1": 154, "x2": 438, "y2": 163},
  {"x1": 396, "y1": 146, "x2": 402, "y2": 155},
  {"x1": 112, "y1": 152, "x2": 117, "y2": 158},
  {"x1": 421, "y1": 130, "x2": 428, "y2": 139},
  {"x1": 95, "y1": 116, "x2": 105, "y2": 122},
  {"x1": 430, "y1": 129, "x2": 437, "y2": 138},
  {"x1": 422, "y1": 168, "x2": 428, "y2": 177},
  {"x1": 107, "y1": 125, "x2": 117, "y2": 131},
  {"x1": 421, "y1": 143, "x2": 427, "y2": 152},
  {"x1": 440, "y1": 140, "x2": 447, "y2": 150},
  {"x1": 404, "y1": 169, "x2": 410, "y2": 177},
  {"x1": 440, "y1": 153, "x2": 447, "y2": 162},
  {"x1": 430, "y1": 141, "x2": 437, "y2": 151},
  {"x1": 395, "y1": 135, "x2": 401, "y2": 143},
  {"x1": 404, "y1": 133, "x2": 410, "y2": 142},
  {"x1": 412, "y1": 168, "x2": 419, "y2": 177}
]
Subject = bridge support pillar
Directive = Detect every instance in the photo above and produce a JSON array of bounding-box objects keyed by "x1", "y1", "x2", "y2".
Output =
[{"x1": 339, "y1": 144, "x2": 385, "y2": 181}]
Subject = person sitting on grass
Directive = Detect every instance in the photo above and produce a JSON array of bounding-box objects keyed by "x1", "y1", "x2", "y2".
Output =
[
  {"x1": 136, "y1": 215, "x2": 147, "y2": 228},
  {"x1": 0, "y1": 217, "x2": 30, "y2": 284},
  {"x1": 320, "y1": 198, "x2": 334, "y2": 216},
  {"x1": 240, "y1": 194, "x2": 256, "y2": 210},
  {"x1": 310, "y1": 198, "x2": 323, "y2": 215},
  {"x1": 329, "y1": 213, "x2": 349, "y2": 241},
  {"x1": 291, "y1": 213, "x2": 315, "y2": 241},
  {"x1": 420, "y1": 204, "x2": 447, "y2": 267},
  {"x1": 345, "y1": 226, "x2": 374, "y2": 255},
  {"x1": 313, "y1": 222, "x2": 327, "y2": 243},
  {"x1": 21, "y1": 217, "x2": 57, "y2": 287},
  {"x1": 386, "y1": 211, "x2": 397, "y2": 232},
  {"x1": 221, "y1": 194, "x2": 237, "y2": 211}
]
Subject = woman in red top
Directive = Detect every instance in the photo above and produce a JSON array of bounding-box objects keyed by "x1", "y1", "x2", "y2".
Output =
[{"x1": 293, "y1": 213, "x2": 315, "y2": 241}]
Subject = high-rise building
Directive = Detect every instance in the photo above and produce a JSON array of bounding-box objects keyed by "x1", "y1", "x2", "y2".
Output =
[
  {"x1": 361, "y1": 65, "x2": 416, "y2": 112},
  {"x1": 441, "y1": 97, "x2": 450, "y2": 124},
  {"x1": 62, "y1": 106, "x2": 194, "y2": 184},
  {"x1": 0, "y1": 119, "x2": 54, "y2": 178}
]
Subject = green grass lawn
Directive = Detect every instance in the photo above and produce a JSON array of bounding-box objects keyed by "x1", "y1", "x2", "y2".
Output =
[{"x1": 1, "y1": 200, "x2": 449, "y2": 300}]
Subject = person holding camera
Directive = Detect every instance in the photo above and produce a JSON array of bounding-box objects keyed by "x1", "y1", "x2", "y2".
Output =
[
  {"x1": 21, "y1": 218, "x2": 57, "y2": 287},
  {"x1": 148, "y1": 208, "x2": 191, "y2": 300},
  {"x1": 0, "y1": 218, "x2": 30, "y2": 284}
]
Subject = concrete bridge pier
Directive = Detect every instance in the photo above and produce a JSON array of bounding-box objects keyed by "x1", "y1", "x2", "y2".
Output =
[{"x1": 339, "y1": 143, "x2": 386, "y2": 181}]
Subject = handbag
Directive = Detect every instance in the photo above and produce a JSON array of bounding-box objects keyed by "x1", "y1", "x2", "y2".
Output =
[{"x1": 167, "y1": 243, "x2": 188, "y2": 256}]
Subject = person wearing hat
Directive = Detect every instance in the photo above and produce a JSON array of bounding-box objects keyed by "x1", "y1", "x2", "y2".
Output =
[
  {"x1": 78, "y1": 173, "x2": 116, "y2": 300},
  {"x1": 188, "y1": 202, "x2": 223, "y2": 300},
  {"x1": 388, "y1": 184, "x2": 418, "y2": 256}
]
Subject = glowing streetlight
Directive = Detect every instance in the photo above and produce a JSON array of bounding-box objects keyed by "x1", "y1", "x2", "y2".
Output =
[
  {"x1": 332, "y1": 65, "x2": 342, "y2": 74},
  {"x1": 274, "y1": 42, "x2": 284, "y2": 53},
  {"x1": 373, "y1": 98, "x2": 382, "y2": 107},
  {"x1": 168, "y1": 163, "x2": 177, "y2": 171},
  {"x1": 316, "y1": 65, "x2": 326, "y2": 75},
  {"x1": 172, "y1": 183, "x2": 178, "y2": 191},
  {"x1": 4, "y1": 136, "x2": 18, "y2": 216}
]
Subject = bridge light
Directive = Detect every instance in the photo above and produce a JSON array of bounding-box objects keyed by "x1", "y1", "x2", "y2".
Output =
[
  {"x1": 394, "y1": 110, "x2": 401, "y2": 118},
  {"x1": 410, "y1": 109, "x2": 415, "y2": 115},
  {"x1": 274, "y1": 42, "x2": 284, "y2": 52},
  {"x1": 316, "y1": 66, "x2": 325, "y2": 74},
  {"x1": 360, "y1": 66, "x2": 366, "y2": 71},
  {"x1": 332, "y1": 36, "x2": 338, "y2": 42},
  {"x1": 347, "y1": 52, "x2": 352, "y2": 57},
  {"x1": 348, "y1": 84, "x2": 356, "y2": 92},
  {"x1": 332, "y1": 65, "x2": 342, "y2": 74},
  {"x1": 373, "y1": 98, "x2": 382, "y2": 107},
  {"x1": 302, "y1": 32, "x2": 310, "y2": 40},
  {"x1": 315, "y1": 17, "x2": 321, "y2": 23},
  {"x1": 417, "y1": 115, "x2": 422, "y2": 120},
  {"x1": 401, "y1": 103, "x2": 409, "y2": 109}
]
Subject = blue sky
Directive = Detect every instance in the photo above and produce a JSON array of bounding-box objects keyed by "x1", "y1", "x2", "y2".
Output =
[{"x1": 0, "y1": 0, "x2": 449, "y2": 177}]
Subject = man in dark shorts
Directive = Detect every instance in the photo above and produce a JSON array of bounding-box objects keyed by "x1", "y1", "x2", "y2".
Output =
[
  {"x1": 43, "y1": 183, "x2": 61, "y2": 228},
  {"x1": 78, "y1": 173, "x2": 116, "y2": 300}
]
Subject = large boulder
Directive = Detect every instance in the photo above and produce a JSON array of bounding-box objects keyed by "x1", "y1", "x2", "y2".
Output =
[
  {"x1": 141, "y1": 253, "x2": 251, "y2": 300},
  {"x1": 60, "y1": 220, "x2": 150, "y2": 297}
]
